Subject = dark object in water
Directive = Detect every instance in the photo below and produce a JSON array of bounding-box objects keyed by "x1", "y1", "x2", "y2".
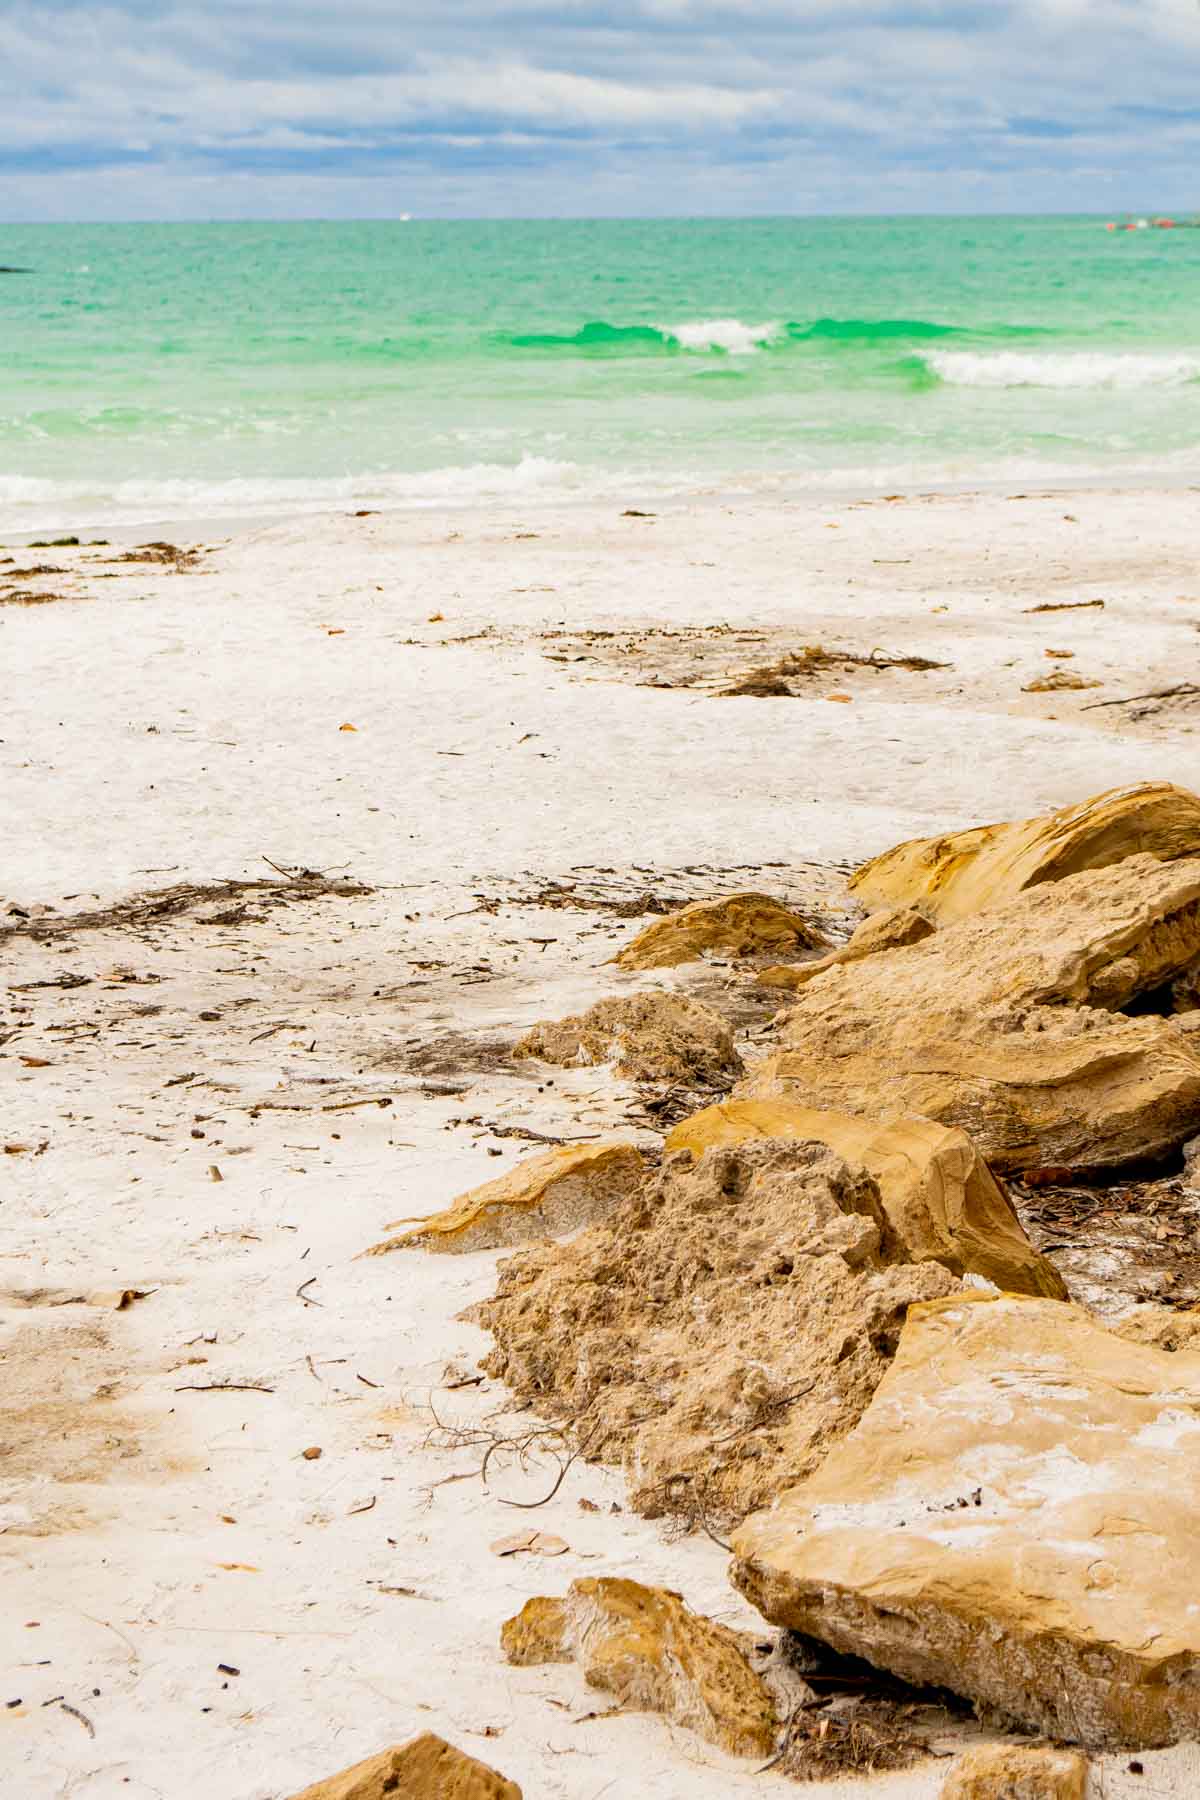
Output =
[{"x1": 0, "y1": 266, "x2": 32, "y2": 274}]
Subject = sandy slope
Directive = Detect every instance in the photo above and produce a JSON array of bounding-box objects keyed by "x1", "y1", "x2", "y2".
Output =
[{"x1": 3, "y1": 486, "x2": 1199, "y2": 1798}]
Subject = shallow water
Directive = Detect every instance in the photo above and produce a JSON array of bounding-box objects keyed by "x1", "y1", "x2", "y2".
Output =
[{"x1": 3, "y1": 215, "x2": 1199, "y2": 526}]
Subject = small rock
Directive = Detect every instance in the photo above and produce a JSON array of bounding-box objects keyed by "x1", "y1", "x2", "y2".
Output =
[
  {"x1": 614, "y1": 892, "x2": 827, "y2": 971},
  {"x1": 501, "y1": 1576, "x2": 777, "y2": 1757},
  {"x1": 940, "y1": 1743, "x2": 1090, "y2": 1798},
  {"x1": 286, "y1": 1732, "x2": 521, "y2": 1799},
  {"x1": 301, "y1": 1446, "x2": 322, "y2": 1461},
  {"x1": 513, "y1": 990, "x2": 742, "y2": 1084}
]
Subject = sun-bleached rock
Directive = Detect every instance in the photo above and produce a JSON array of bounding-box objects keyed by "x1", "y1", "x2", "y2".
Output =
[
  {"x1": 513, "y1": 990, "x2": 742, "y2": 1085},
  {"x1": 613, "y1": 891, "x2": 827, "y2": 970},
  {"x1": 500, "y1": 1577, "x2": 777, "y2": 1757},
  {"x1": 665, "y1": 1101, "x2": 1064, "y2": 1298},
  {"x1": 743, "y1": 852, "x2": 1200, "y2": 1172},
  {"x1": 287, "y1": 1733, "x2": 521, "y2": 1800},
  {"x1": 476, "y1": 1139, "x2": 961, "y2": 1522},
  {"x1": 850, "y1": 781, "x2": 1200, "y2": 923},
  {"x1": 940, "y1": 1744, "x2": 1090, "y2": 1799},
  {"x1": 732, "y1": 1292, "x2": 1200, "y2": 1749},
  {"x1": 363, "y1": 1141, "x2": 644, "y2": 1255},
  {"x1": 758, "y1": 905, "x2": 935, "y2": 992}
]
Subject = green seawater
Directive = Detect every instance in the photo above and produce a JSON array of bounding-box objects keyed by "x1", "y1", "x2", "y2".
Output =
[{"x1": 2, "y1": 216, "x2": 1199, "y2": 526}]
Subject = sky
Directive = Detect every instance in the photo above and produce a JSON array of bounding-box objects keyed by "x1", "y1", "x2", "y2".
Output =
[{"x1": 2, "y1": 0, "x2": 1200, "y2": 219}]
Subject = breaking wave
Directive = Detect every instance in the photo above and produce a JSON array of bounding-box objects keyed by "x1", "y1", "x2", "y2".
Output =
[
  {"x1": 924, "y1": 350, "x2": 1200, "y2": 390},
  {"x1": 505, "y1": 316, "x2": 967, "y2": 356}
]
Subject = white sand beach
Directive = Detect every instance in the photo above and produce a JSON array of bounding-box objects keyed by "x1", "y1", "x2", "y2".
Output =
[{"x1": 4, "y1": 484, "x2": 1200, "y2": 1798}]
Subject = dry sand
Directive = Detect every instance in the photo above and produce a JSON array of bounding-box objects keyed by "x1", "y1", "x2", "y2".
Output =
[{"x1": 3, "y1": 486, "x2": 1200, "y2": 1797}]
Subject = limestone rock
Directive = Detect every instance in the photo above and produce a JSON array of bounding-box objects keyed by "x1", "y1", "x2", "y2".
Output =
[
  {"x1": 500, "y1": 1576, "x2": 777, "y2": 1757},
  {"x1": 665, "y1": 1101, "x2": 1064, "y2": 1298},
  {"x1": 743, "y1": 853, "x2": 1200, "y2": 1172},
  {"x1": 614, "y1": 891, "x2": 827, "y2": 971},
  {"x1": 476, "y1": 1139, "x2": 961, "y2": 1522},
  {"x1": 732, "y1": 1293, "x2": 1200, "y2": 1748},
  {"x1": 287, "y1": 1733, "x2": 521, "y2": 1800},
  {"x1": 940, "y1": 1744, "x2": 1090, "y2": 1798},
  {"x1": 758, "y1": 905, "x2": 935, "y2": 992},
  {"x1": 364, "y1": 1141, "x2": 644, "y2": 1255},
  {"x1": 850, "y1": 781, "x2": 1200, "y2": 923},
  {"x1": 513, "y1": 990, "x2": 742, "y2": 1085}
]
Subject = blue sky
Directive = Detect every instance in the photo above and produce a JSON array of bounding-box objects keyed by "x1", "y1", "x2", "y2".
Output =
[{"x1": 2, "y1": 0, "x2": 1199, "y2": 218}]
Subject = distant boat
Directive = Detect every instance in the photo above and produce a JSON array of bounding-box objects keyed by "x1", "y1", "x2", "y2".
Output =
[{"x1": 1105, "y1": 216, "x2": 1199, "y2": 231}]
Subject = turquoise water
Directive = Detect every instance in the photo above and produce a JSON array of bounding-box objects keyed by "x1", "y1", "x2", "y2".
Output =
[{"x1": 3, "y1": 217, "x2": 1200, "y2": 526}]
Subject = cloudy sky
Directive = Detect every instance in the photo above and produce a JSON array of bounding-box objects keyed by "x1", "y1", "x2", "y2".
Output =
[{"x1": 3, "y1": 0, "x2": 1199, "y2": 219}]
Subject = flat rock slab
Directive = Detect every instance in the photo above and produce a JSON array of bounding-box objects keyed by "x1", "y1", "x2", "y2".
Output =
[
  {"x1": 732, "y1": 1292, "x2": 1200, "y2": 1748},
  {"x1": 363, "y1": 1140, "x2": 644, "y2": 1254}
]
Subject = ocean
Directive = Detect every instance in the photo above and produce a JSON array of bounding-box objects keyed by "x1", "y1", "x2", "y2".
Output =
[{"x1": 3, "y1": 216, "x2": 1199, "y2": 529}]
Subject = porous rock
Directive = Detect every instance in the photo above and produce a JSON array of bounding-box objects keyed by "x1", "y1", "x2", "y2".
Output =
[
  {"x1": 940, "y1": 1744, "x2": 1090, "y2": 1798},
  {"x1": 287, "y1": 1733, "x2": 521, "y2": 1800},
  {"x1": 476, "y1": 1139, "x2": 961, "y2": 1522},
  {"x1": 850, "y1": 781, "x2": 1200, "y2": 923},
  {"x1": 501, "y1": 1576, "x2": 777, "y2": 1757},
  {"x1": 613, "y1": 891, "x2": 827, "y2": 971},
  {"x1": 665, "y1": 1100, "x2": 1064, "y2": 1298},
  {"x1": 758, "y1": 905, "x2": 935, "y2": 992},
  {"x1": 1022, "y1": 670, "x2": 1102, "y2": 694},
  {"x1": 513, "y1": 990, "x2": 742, "y2": 1085},
  {"x1": 743, "y1": 852, "x2": 1200, "y2": 1172},
  {"x1": 363, "y1": 1141, "x2": 644, "y2": 1255},
  {"x1": 732, "y1": 1292, "x2": 1200, "y2": 1748}
]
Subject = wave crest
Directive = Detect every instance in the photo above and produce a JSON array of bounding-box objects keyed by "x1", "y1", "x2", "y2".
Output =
[{"x1": 925, "y1": 350, "x2": 1200, "y2": 390}]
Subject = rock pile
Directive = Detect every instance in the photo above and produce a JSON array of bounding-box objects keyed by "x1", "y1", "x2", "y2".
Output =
[
  {"x1": 743, "y1": 851, "x2": 1200, "y2": 1172},
  {"x1": 363, "y1": 784, "x2": 1200, "y2": 1775}
]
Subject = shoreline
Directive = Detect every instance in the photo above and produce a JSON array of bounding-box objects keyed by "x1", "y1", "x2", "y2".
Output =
[{"x1": 5, "y1": 462, "x2": 1200, "y2": 547}]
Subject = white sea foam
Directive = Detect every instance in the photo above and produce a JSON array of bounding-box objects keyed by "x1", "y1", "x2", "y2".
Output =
[
  {"x1": 660, "y1": 317, "x2": 782, "y2": 355},
  {"x1": 0, "y1": 455, "x2": 596, "y2": 531},
  {"x1": 925, "y1": 349, "x2": 1200, "y2": 390}
]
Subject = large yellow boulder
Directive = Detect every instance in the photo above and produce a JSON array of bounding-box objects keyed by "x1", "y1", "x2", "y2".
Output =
[
  {"x1": 744, "y1": 852, "x2": 1200, "y2": 1173},
  {"x1": 666, "y1": 1100, "x2": 1064, "y2": 1298},
  {"x1": 287, "y1": 1734, "x2": 521, "y2": 1799},
  {"x1": 850, "y1": 781, "x2": 1200, "y2": 924},
  {"x1": 733, "y1": 1292, "x2": 1200, "y2": 1748},
  {"x1": 501, "y1": 1577, "x2": 777, "y2": 1757},
  {"x1": 363, "y1": 1141, "x2": 644, "y2": 1254},
  {"x1": 614, "y1": 891, "x2": 826, "y2": 970}
]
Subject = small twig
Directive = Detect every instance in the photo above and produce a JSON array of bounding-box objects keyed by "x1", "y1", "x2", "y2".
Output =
[
  {"x1": 174, "y1": 1382, "x2": 274, "y2": 1393},
  {"x1": 348, "y1": 1496, "x2": 377, "y2": 1515},
  {"x1": 59, "y1": 1702, "x2": 95, "y2": 1738},
  {"x1": 296, "y1": 1277, "x2": 322, "y2": 1307},
  {"x1": 305, "y1": 1354, "x2": 323, "y2": 1383},
  {"x1": 1082, "y1": 682, "x2": 1200, "y2": 711},
  {"x1": 322, "y1": 1096, "x2": 393, "y2": 1113}
]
